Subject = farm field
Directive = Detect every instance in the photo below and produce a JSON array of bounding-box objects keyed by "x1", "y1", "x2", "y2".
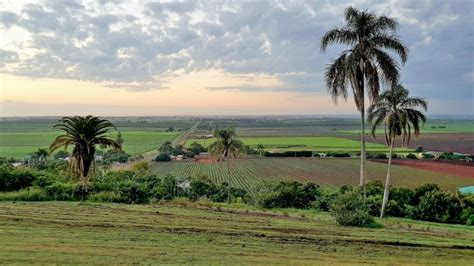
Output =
[
  {"x1": 0, "y1": 201, "x2": 472, "y2": 264},
  {"x1": 186, "y1": 136, "x2": 413, "y2": 153},
  {"x1": 150, "y1": 158, "x2": 473, "y2": 192},
  {"x1": 0, "y1": 131, "x2": 179, "y2": 159},
  {"x1": 372, "y1": 159, "x2": 474, "y2": 179},
  {"x1": 339, "y1": 120, "x2": 474, "y2": 134}
]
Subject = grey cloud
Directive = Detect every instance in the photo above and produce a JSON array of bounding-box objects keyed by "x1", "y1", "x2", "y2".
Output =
[{"x1": 0, "y1": 0, "x2": 471, "y2": 105}]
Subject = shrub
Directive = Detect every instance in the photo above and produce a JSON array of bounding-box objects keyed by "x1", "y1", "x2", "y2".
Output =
[
  {"x1": 406, "y1": 153, "x2": 417, "y2": 159},
  {"x1": 311, "y1": 191, "x2": 338, "y2": 211},
  {"x1": 189, "y1": 176, "x2": 218, "y2": 200},
  {"x1": 0, "y1": 188, "x2": 46, "y2": 201},
  {"x1": 43, "y1": 182, "x2": 82, "y2": 201},
  {"x1": 0, "y1": 167, "x2": 37, "y2": 191},
  {"x1": 326, "y1": 152, "x2": 351, "y2": 158},
  {"x1": 259, "y1": 182, "x2": 320, "y2": 209},
  {"x1": 367, "y1": 153, "x2": 387, "y2": 159},
  {"x1": 367, "y1": 194, "x2": 382, "y2": 216},
  {"x1": 415, "y1": 146, "x2": 423, "y2": 152},
  {"x1": 366, "y1": 180, "x2": 384, "y2": 197},
  {"x1": 386, "y1": 187, "x2": 415, "y2": 217},
  {"x1": 88, "y1": 191, "x2": 123, "y2": 202},
  {"x1": 155, "y1": 153, "x2": 171, "y2": 162},
  {"x1": 411, "y1": 191, "x2": 463, "y2": 223},
  {"x1": 189, "y1": 142, "x2": 207, "y2": 154},
  {"x1": 412, "y1": 183, "x2": 440, "y2": 205},
  {"x1": 115, "y1": 180, "x2": 149, "y2": 204},
  {"x1": 330, "y1": 190, "x2": 378, "y2": 227}
]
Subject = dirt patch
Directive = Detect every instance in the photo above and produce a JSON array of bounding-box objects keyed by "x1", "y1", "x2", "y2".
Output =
[{"x1": 371, "y1": 159, "x2": 474, "y2": 179}]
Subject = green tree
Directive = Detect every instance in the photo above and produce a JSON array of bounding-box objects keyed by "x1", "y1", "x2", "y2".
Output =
[
  {"x1": 321, "y1": 6, "x2": 408, "y2": 197},
  {"x1": 158, "y1": 140, "x2": 173, "y2": 155},
  {"x1": 34, "y1": 148, "x2": 49, "y2": 164},
  {"x1": 368, "y1": 84, "x2": 427, "y2": 218},
  {"x1": 49, "y1": 116, "x2": 121, "y2": 190},
  {"x1": 256, "y1": 144, "x2": 265, "y2": 156},
  {"x1": 208, "y1": 128, "x2": 244, "y2": 203},
  {"x1": 115, "y1": 131, "x2": 124, "y2": 150}
]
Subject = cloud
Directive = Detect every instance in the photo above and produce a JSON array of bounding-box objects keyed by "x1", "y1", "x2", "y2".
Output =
[{"x1": 0, "y1": 0, "x2": 471, "y2": 104}]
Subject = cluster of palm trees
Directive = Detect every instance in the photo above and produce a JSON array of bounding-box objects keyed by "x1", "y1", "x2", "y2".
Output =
[{"x1": 321, "y1": 6, "x2": 427, "y2": 217}]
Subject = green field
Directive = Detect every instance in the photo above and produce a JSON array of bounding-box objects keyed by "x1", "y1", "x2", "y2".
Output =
[
  {"x1": 186, "y1": 136, "x2": 412, "y2": 152},
  {"x1": 0, "y1": 131, "x2": 179, "y2": 159},
  {"x1": 340, "y1": 120, "x2": 474, "y2": 134},
  {"x1": 0, "y1": 201, "x2": 472, "y2": 264},
  {"x1": 150, "y1": 158, "x2": 472, "y2": 192}
]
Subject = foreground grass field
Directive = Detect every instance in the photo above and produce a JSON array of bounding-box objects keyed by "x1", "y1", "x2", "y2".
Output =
[
  {"x1": 186, "y1": 136, "x2": 412, "y2": 152},
  {"x1": 0, "y1": 131, "x2": 179, "y2": 158},
  {"x1": 150, "y1": 158, "x2": 473, "y2": 192},
  {"x1": 0, "y1": 201, "x2": 472, "y2": 264}
]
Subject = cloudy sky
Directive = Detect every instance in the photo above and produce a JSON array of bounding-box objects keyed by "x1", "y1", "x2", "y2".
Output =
[{"x1": 0, "y1": 0, "x2": 472, "y2": 116}]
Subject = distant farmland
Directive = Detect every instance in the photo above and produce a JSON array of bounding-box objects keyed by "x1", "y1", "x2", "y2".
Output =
[
  {"x1": 150, "y1": 158, "x2": 472, "y2": 192},
  {"x1": 186, "y1": 136, "x2": 413, "y2": 153},
  {"x1": 0, "y1": 131, "x2": 179, "y2": 159}
]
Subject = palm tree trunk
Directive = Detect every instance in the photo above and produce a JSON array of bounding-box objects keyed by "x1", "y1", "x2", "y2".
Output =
[
  {"x1": 360, "y1": 105, "x2": 367, "y2": 199},
  {"x1": 226, "y1": 158, "x2": 230, "y2": 204},
  {"x1": 380, "y1": 137, "x2": 395, "y2": 218}
]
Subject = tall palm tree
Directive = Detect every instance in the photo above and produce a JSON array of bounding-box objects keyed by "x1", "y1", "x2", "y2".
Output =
[
  {"x1": 49, "y1": 116, "x2": 121, "y2": 189},
  {"x1": 368, "y1": 84, "x2": 427, "y2": 218},
  {"x1": 208, "y1": 128, "x2": 244, "y2": 203},
  {"x1": 320, "y1": 6, "x2": 408, "y2": 197}
]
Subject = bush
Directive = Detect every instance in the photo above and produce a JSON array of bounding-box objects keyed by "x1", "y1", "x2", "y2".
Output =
[
  {"x1": 0, "y1": 167, "x2": 37, "y2": 191},
  {"x1": 0, "y1": 188, "x2": 46, "y2": 201},
  {"x1": 411, "y1": 191, "x2": 463, "y2": 223},
  {"x1": 155, "y1": 153, "x2": 171, "y2": 162},
  {"x1": 88, "y1": 191, "x2": 123, "y2": 202},
  {"x1": 386, "y1": 187, "x2": 415, "y2": 217},
  {"x1": 412, "y1": 183, "x2": 439, "y2": 205},
  {"x1": 326, "y1": 152, "x2": 351, "y2": 158},
  {"x1": 406, "y1": 153, "x2": 418, "y2": 159},
  {"x1": 189, "y1": 142, "x2": 207, "y2": 154},
  {"x1": 115, "y1": 180, "x2": 149, "y2": 204},
  {"x1": 367, "y1": 153, "x2": 387, "y2": 159},
  {"x1": 366, "y1": 180, "x2": 384, "y2": 197},
  {"x1": 330, "y1": 190, "x2": 378, "y2": 227},
  {"x1": 43, "y1": 182, "x2": 82, "y2": 201},
  {"x1": 189, "y1": 176, "x2": 218, "y2": 200},
  {"x1": 259, "y1": 182, "x2": 320, "y2": 208}
]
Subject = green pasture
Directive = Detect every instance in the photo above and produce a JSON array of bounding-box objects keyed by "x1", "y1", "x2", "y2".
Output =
[
  {"x1": 186, "y1": 136, "x2": 412, "y2": 152},
  {"x1": 0, "y1": 131, "x2": 179, "y2": 159},
  {"x1": 0, "y1": 201, "x2": 472, "y2": 264},
  {"x1": 340, "y1": 120, "x2": 474, "y2": 134}
]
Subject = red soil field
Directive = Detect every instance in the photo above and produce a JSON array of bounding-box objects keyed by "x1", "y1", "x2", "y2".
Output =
[{"x1": 372, "y1": 159, "x2": 474, "y2": 179}]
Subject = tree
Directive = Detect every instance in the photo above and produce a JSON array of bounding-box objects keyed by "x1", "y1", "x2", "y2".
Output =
[
  {"x1": 256, "y1": 144, "x2": 265, "y2": 156},
  {"x1": 115, "y1": 131, "x2": 124, "y2": 150},
  {"x1": 189, "y1": 142, "x2": 207, "y2": 154},
  {"x1": 34, "y1": 148, "x2": 49, "y2": 164},
  {"x1": 368, "y1": 84, "x2": 427, "y2": 218},
  {"x1": 208, "y1": 128, "x2": 244, "y2": 203},
  {"x1": 321, "y1": 6, "x2": 408, "y2": 197},
  {"x1": 49, "y1": 116, "x2": 121, "y2": 191},
  {"x1": 158, "y1": 140, "x2": 173, "y2": 155}
]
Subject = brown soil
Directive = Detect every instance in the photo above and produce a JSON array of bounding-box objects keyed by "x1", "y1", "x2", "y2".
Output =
[{"x1": 371, "y1": 159, "x2": 474, "y2": 179}]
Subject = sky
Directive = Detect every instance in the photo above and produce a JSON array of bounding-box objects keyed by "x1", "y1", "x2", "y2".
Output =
[{"x1": 0, "y1": 0, "x2": 473, "y2": 116}]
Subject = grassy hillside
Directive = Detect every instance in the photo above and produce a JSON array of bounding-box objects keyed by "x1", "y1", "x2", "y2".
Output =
[
  {"x1": 150, "y1": 158, "x2": 473, "y2": 192},
  {"x1": 0, "y1": 201, "x2": 472, "y2": 264}
]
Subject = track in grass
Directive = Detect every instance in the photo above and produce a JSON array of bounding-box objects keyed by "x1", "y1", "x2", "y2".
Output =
[{"x1": 150, "y1": 158, "x2": 473, "y2": 192}]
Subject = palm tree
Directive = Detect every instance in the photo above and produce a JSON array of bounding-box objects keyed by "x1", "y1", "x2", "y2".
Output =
[
  {"x1": 256, "y1": 144, "x2": 265, "y2": 156},
  {"x1": 368, "y1": 84, "x2": 427, "y2": 218},
  {"x1": 49, "y1": 116, "x2": 120, "y2": 190},
  {"x1": 320, "y1": 6, "x2": 408, "y2": 197},
  {"x1": 34, "y1": 148, "x2": 49, "y2": 164},
  {"x1": 208, "y1": 128, "x2": 244, "y2": 203},
  {"x1": 158, "y1": 140, "x2": 173, "y2": 154}
]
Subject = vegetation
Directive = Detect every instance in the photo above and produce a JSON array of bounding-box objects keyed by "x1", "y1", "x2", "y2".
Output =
[
  {"x1": 321, "y1": 6, "x2": 408, "y2": 197},
  {"x1": 208, "y1": 128, "x2": 245, "y2": 203},
  {"x1": 368, "y1": 84, "x2": 428, "y2": 218},
  {"x1": 49, "y1": 116, "x2": 121, "y2": 191},
  {"x1": 0, "y1": 201, "x2": 472, "y2": 264}
]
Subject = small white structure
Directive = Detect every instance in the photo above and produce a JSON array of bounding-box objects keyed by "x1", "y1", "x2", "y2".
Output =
[
  {"x1": 12, "y1": 162, "x2": 23, "y2": 167},
  {"x1": 176, "y1": 155, "x2": 184, "y2": 161}
]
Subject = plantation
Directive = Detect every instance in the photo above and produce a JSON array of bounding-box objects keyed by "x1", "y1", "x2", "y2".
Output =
[
  {"x1": 186, "y1": 136, "x2": 413, "y2": 152},
  {"x1": 0, "y1": 131, "x2": 179, "y2": 159},
  {"x1": 150, "y1": 158, "x2": 472, "y2": 192}
]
